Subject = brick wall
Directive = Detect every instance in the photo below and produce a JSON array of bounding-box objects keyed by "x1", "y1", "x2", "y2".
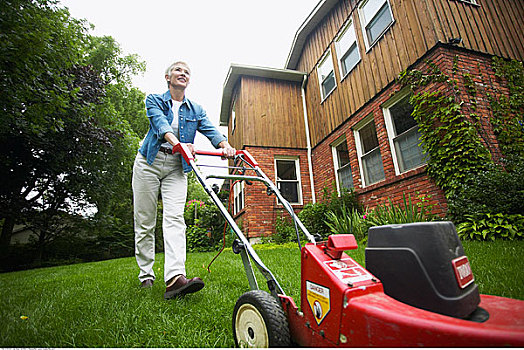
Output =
[
  {"x1": 311, "y1": 45, "x2": 504, "y2": 217},
  {"x1": 234, "y1": 146, "x2": 313, "y2": 238}
]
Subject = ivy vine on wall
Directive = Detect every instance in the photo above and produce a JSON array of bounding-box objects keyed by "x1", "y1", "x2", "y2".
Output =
[
  {"x1": 397, "y1": 59, "x2": 491, "y2": 198},
  {"x1": 397, "y1": 55, "x2": 524, "y2": 240},
  {"x1": 489, "y1": 57, "x2": 524, "y2": 163}
]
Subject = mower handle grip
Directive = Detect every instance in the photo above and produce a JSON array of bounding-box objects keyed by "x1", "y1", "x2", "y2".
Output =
[{"x1": 172, "y1": 143, "x2": 258, "y2": 168}]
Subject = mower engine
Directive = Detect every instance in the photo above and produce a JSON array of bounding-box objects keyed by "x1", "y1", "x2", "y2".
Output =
[
  {"x1": 365, "y1": 221, "x2": 481, "y2": 319},
  {"x1": 280, "y1": 222, "x2": 524, "y2": 347}
]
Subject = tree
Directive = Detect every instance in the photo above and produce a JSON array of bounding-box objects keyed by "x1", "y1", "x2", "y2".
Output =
[{"x1": 0, "y1": 0, "x2": 147, "y2": 265}]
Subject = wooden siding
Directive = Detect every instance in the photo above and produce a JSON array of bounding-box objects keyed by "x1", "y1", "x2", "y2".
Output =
[
  {"x1": 294, "y1": 0, "x2": 524, "y2": 146},
  {"x1": 229, "y1": 76, "x2": 307, "y2": 149}
]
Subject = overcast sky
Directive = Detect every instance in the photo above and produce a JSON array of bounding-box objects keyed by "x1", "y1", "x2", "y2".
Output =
[{"x1": 60, "y1": 0, "x2": 320, "y2": 150}]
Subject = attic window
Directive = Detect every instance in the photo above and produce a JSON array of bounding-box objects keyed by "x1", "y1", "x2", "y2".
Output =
[
  {"x1": 317, "y1": 50, "x2": 336, "y2": 101},
  {"x1": 454, "y1": 0, "x2": 478, "y2": 4},
  {"x1": 359, "y1": 0, "x2": 395, "y2": 49},
  {"x1": 335, "y1": 19, "x2": 361, "y2": 79}
]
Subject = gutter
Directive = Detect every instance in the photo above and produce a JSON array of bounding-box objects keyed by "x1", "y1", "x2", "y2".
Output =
[{"x1": 301, "y1": 74, "x2": 316, "y2": 203}]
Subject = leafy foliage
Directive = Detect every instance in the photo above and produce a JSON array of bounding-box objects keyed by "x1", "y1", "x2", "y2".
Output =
[
  {"x1": 182, "y1": 174, "x2": 228, "y2": 252},
  {"x1": 365, "y1": 193, "x2": 437, "y2": 227},
  {"x1": 271, "y1": 187, "x2": 361, "y2": 243},
  {"x1": 270, "y1": 215, "x2": 297, "y2": 244},
  {"x1": 399, "y1": 62, "x2": 492, "y2": 197},
  {"x1": 0, "y1": 0, "x2": 147, "y2": 269},
  {"x1": 457, "y1": 213, "x2": 524, "y2": 241},
  {"x1": 298, "y1": 186, "x2": 360, "y2": 240},
  {"x1": 447, "y1": 160, "x2": 524, "y2": 220},
  {"x1": 324, "y1": 205, "x2": 368, "y2": 242},
  {"x1": 397, "y1": 56, "x2": 524, "y2": 241},
  {"x1": 489, "y1": 57, "x2": 524, "y2": 162}
]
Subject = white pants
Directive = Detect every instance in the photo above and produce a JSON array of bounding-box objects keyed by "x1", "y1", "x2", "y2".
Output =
[{"x1": 132, "y1": 152, "x2": 188, "y2": 284}]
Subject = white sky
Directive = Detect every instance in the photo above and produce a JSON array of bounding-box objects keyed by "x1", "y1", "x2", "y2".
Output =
[{"x1": 60, "y1": 0, "x2": 319, "y2": 149}]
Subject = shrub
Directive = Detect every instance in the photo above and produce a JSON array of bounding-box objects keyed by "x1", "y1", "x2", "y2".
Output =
[
  {"x1": 447, "y1": 159, "x2": 524, "y2": 222},
  {"x1": 456, "y1": 213, "x2": 524, "y2": 241},
  {"x1": 296, "y1": 187, "x2": 361, "y2": 240},
  {"x1": 323, "y1": 187, "x2": 361, "y2": 217},
  {"x1": 186, "y1": 224, "x2": 214, "y2": 252},
  {"x1": 272, "y1": 214, "x2": 299, "y2": 244},
  {"x1": 365, "y1": 193, "x2": 436, "y2": 226},
  {"x1": 297, "y1": 202, "x2": 329, "y2": 238}
]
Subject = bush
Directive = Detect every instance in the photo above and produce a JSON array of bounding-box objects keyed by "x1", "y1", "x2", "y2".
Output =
[
  {"x1": 296, "y1": 187, "x2": 361, "y2": 240},
  {"x1": 186, "y1": 224, "x2": 215, "y2": 252},
  {"x1": 457, "y1": 213, "x2": 524, "y2": 241},
  {"x1": 183, "y1": 199, "x2": 227, "y2": 252},
  {"x1": 297, "y1": 202, "x2": 329, "y2": 238},
  {"x1": 271, "y1": 214, "x2": 300, "y2": 244},
  {"x1": 447, "y1": 159, "x2": 524, "y2": 222},
  {"x1": 323, "y1": 187, "x2": 361, "y2": 217}
]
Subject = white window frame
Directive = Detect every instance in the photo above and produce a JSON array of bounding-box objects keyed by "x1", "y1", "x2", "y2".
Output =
[
  {"x1": 335, "y1": 18, "x2": 361, "y2": 80},
  {"x1": 455, "y1": 0, "x2": 478, "y2": 5},
  {"x1": 383, "y1": 91, "x2": 427, "y2": 175},
  {"x1": 331, "y1": 137, "x2": 354, "y2": 195},
  {"x1": 231, "y1": 100, "x2": 237, "y2": 135},
  {"x1": 233, "y1": 181, "x2": 244, "y2": 215},
  {"x1": 358, "y1": 0, "x2": 395, "y2": 50},
  {"x1": 353, "y1": 115, "x2": 386, "y2": 187},
  {"x1": 317, "y1": 49, "x2": 337, "y2": 102},
  {"x1": 274, "y1": 157, "x2": 303, "y2": 205}
]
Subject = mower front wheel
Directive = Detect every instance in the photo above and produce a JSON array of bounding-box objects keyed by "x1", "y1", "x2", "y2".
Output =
[{"x1": 232, "y1": 290, "x2": 291, "y2": 347}]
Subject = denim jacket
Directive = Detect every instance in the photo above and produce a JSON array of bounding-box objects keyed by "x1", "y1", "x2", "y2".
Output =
[{"x1": 139, "y1": 90, "x2": 227, "y2": 173}]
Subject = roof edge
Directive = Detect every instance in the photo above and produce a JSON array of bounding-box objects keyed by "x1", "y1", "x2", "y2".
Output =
[{"x1": 285, "y1": 0, "x2": 340, "y2": 70}]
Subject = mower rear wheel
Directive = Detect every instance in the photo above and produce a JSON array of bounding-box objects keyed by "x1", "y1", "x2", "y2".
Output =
[{"x1": 232, "y1": 290, "x2": 291, "y2": 347}]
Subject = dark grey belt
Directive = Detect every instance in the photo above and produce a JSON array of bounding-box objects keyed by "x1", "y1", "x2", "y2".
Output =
[{"x1": 159, "y1": 146, "x2": 172, "y2": 154}]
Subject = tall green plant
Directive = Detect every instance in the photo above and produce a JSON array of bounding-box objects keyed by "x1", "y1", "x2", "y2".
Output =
[
  {"x1": 324, "y1": 205, "x2": 367, "y2": 242},
  {"x1": 366, "y1": 193, "x2": 436, "y2": 226}
]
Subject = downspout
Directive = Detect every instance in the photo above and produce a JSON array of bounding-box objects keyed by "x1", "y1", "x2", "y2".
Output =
[{"x1": 301, "y1": 74, "x2": 316, "y2": 203}]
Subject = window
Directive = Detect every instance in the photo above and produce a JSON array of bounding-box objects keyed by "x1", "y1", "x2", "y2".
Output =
[
  {"x1": 383, "y1": 93, "x2": 427, "y2": 174},
  {"x1": 317, "y1": 50, "x2": 336, "y2": 100},
  {"x1": 332, "y1": 138, "x2": 354, "y2": 194},
  {"x1": 275, "y1": 158, "x2": 302, "y2": 204},
  {"x1": 233, "y1": 181, "x2": 244, "y2": 215},
  {"x1": 335, "y1": 19, "x2": 361, "y2": 78},
  {"x1": 359, "y1": 0, "x2": 394, "y2": 49},
  {"x1": 354, "y1": 118, "x2": 385, "y2": 186}
]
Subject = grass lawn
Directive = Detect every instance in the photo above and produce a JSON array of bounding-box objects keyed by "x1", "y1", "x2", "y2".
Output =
[{"x1": 0, "y1": 240, "x2": 523, "y2": 347}]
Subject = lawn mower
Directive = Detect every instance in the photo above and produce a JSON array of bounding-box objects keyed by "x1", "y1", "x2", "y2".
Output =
[{"x1": 173, "y1": 143, "x2": 524, "y2": 347}]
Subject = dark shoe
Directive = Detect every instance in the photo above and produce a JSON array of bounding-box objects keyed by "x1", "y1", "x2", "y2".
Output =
[
  {"x1": 164, "y1": 275, "x2": 204, "y2": 299},
  {"x1": 141, "y1": 279, "x2": 154, "y2": 288}
]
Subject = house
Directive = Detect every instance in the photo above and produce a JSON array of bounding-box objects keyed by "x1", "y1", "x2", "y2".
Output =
[{"x1": 219, "y1": 0, "x2": 524, "y2": 239}]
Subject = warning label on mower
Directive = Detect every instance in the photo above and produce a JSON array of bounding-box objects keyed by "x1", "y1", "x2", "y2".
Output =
[
  {"x1": 324, "y1": 258, "x2": 374, "y2": 285},
  {"x1": 306, "y1": 281, "x2": 330, "y2": 325}
]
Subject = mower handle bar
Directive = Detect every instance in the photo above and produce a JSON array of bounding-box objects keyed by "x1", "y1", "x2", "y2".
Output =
[
  {"x1": 172, "y1": 143, "x2": 258, "y2": 167},
  {"x1": 171, "y1": 143, "x2": 317, "y2": 299}
]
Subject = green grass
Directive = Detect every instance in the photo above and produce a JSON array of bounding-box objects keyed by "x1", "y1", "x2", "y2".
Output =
[{"x1": 0, "y1": 240, "x2": 522, "y2": 347}]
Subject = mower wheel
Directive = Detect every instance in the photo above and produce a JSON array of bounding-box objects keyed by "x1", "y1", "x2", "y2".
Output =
[{"x1": 232, "y1": 290, "x2": 291, "y2": 348}]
